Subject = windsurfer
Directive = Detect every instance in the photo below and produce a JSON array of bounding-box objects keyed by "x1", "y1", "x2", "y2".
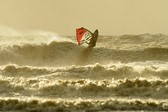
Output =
[
  {"x1": 76, "y1": 27, "x2": 98, "y2": 64},
  {"x1": 88, "y1": 29, "x2": 99, "y2": 48}
]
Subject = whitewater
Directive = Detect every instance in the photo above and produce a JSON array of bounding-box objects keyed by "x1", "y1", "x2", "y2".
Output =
[{"x1": 0, "y1": 32, "x2": 168, "y2": 111}]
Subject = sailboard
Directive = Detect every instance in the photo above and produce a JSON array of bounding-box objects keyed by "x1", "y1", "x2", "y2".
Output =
[{"x1": 76, "y1": 27, "x2": 93, "y2": 45}]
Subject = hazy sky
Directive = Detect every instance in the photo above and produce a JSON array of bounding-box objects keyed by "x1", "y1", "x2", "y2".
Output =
[{"x1": 0, "y1": 0, "x2": 168, "y2": 36}]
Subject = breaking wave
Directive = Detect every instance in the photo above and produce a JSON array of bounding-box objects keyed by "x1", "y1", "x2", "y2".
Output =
[
  {"x1": 0, "y1": 40, "x2": 168, "y2": 66},
  {"x1": 0, "y1": 98, "x2": 167, "y2": 111},
  {"x1": 1, "y1": 63, "x2": 168, "y2": 79},
  {"x1": 38, "y1": 78, "x2": 168, "y2": 99},
  {"x1": 0, "y1": 41, "x2": 81, "y2": 66}
]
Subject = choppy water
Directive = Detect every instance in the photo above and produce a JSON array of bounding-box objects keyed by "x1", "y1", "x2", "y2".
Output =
[{"x1": 0, "y1": 33, "x2": 168, "y2": 111}]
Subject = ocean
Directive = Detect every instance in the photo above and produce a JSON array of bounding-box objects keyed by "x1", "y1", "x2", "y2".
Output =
[{"x1": 0, "y1": 32, "x2": 168, "y2": 111}]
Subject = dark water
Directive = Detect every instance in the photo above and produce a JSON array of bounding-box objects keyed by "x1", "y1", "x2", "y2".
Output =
[{"x1": 0, "y1": 33, "x2": 168, "y2": 111}]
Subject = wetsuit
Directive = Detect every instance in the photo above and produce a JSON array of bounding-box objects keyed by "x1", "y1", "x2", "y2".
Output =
[{"x1": 89, "y1": 29, "x2": 99, "y2": 48}]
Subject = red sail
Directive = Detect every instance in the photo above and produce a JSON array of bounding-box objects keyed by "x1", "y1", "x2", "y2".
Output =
[
  {"x1": 76, "y1": 27, "x2": 92, "y2": 45},
  {"x1": 76, "y1": 27, "x2": 87, "y2": 45}
]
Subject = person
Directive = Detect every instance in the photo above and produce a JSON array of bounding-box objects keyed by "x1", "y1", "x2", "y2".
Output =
[{"x1": 89, "y1": 29, "x2": 99, "y2": 48}]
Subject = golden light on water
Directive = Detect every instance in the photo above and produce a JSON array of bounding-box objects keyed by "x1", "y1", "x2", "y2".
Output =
[{"x1": 0, "y1": 1, "x2": 168, "y2": 111}]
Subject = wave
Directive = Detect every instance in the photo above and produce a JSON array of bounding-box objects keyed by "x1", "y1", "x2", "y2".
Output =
[
  {"x1": 0, "y1": 78, "x2": 167, "y2": 111},
  {"x1": 98, "y1": 33, "x2": 168, "y2": 49},
  {"x1": 1, "y1": 63, "x2": 168, "y2": 79},
  {"x1": 0, "y1": 40, "x2": 168, "y2": 66},
  {"x1": 0, "y1": 41, "x2": 82, "y2": 66},
  {"x1": 0, "y1": 33, "x2": 168, "y2": 66},
  {"x1": 0, "y1": 97, "x2": 167, "y2": 111},
  {"x1": 1, "y1": 64, "x2": 168, "y2": 99},
  {"x1": 0, "y1": 64, "x2": 54, "y2": 77},
  {"x1": 91, "y1": 47, "x2": 168, "y2": 63},
  {"x1": 0, "y1": 78, "x2": 25, "y2": 96},
  {"x1": 37, "y1": 78, "x2": 168, "y2": 99}
]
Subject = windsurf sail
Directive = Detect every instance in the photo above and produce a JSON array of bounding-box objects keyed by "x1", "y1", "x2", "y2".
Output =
[{"x1": 76, "y1": 27, "x2": 92, "y2": 45}]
